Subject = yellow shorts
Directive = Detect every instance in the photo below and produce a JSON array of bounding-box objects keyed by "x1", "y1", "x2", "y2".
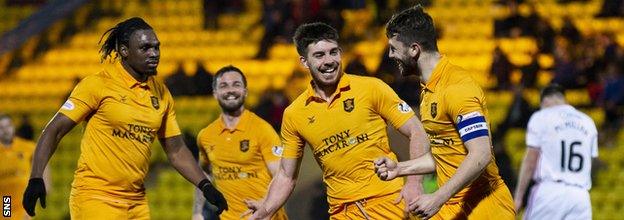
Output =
[
  {"x1": 431, "y1": 184, "x2": 515, "y2": 220},
  {"x1": 69, "y1": 190, "x2": 149, "y2": 220},
  {"x1": 329, "y1": 192, "x2": 408, "y2": 220}
]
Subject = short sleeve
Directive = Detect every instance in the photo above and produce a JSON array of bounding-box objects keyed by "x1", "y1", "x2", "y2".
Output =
[
  {"x1": 258, "y1": 122, "x2": 282, "y2": 163},
  {"x1": 525, "y1": 113, "x2": 541, "y2": 149},
  {"x1": 444, "y1": 83, "x2": 490, "y2": 143},
  {"x1": 371, "y1": 78, "x2": 415, "y2": 128},
  {"x1": 58, "y1": 76, "x2": 102, "y2": 122},
  {"x1": 196, "y1": 129, "x2": 210, "y2": 167},
  {"x1": 589, "y1": 121, "x2": 599, "y2": 158},
  {"x1": 280, "y1": 109, "x2": 305, "y2": 159},
  {"x1": 158, "y1": 89, "x2": 182, "y2": 138}
]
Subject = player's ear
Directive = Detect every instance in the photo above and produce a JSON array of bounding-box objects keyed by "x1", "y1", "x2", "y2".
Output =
[
  {"x1": 299, "y1": 56, "x2": 310, "y2": 69},
  {"x1": 119, "y1": 44, "x2": 129, "y2": 58},
  {"x1": 408, "y1": 42, "x2": 421, "y2": 58}
]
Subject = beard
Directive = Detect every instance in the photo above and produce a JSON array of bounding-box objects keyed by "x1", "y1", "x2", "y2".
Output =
[
  {"x1": 218, "y1": 97, "x2": 245, "y2": 113},
  {"x1": 395, "y1": 57, "x2": 420, "y2": 77}
]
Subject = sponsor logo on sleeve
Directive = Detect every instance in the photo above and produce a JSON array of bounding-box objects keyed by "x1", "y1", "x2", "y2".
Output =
[
  {"x1": 398, "y1": 101, "x2": 413, "y2": 113},
  {"x1": 61, "y1": 100, "x2": 75, "y2": 110},
  {"x1": 272, "y1": 146, "x2": 284, "y2": 157}
]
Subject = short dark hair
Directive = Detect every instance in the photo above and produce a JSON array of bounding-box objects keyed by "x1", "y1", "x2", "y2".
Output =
[
  {"x1": 99, "y1": 17, "x2": 153, "y2": 62},
  {"x1": 386, "y1": 5, "x2": 438, "y2": 52},
  {"x1": 293, "y1": 22, "x2": 339, "y2": 56},
  {"x1": 540, "y1": 84, "x2": 565, "y2": 100},
  {"x1": 212, "y1": 65, "x2": 247, "y2": 90}
]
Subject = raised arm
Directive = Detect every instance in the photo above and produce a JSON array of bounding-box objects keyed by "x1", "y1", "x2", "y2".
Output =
[{"x1": 24, "y1": 113, "x2": 77, "y2": 216}]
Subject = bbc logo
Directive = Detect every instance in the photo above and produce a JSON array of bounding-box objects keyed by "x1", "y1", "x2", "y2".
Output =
[{"x1": 2, "y1": 196, "x2": 10, "y2": 217}]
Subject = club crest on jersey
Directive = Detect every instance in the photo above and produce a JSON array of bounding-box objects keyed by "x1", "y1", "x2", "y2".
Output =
[
  {"x1": 150, "y1": 96, "x2": 160, "y2": 109},
  {"x1": 343, "y1": 98, "x2": 355, "y2": 112},
  {"x1": 431, "y1": 102, "x2": 438, "y2": 118},
  {"x1": 240, "y1": 140, "x2": 250, "y2": 152}
]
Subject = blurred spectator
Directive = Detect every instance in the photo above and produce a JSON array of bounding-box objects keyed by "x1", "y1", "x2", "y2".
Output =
[
  {"x1": 552, "y1": 42, "x2": 582, "y2": 88},
  {"x1": 345, "y1": 53, "x2": 369, "y2": 76},
  {"x1": 165, "y1": 63, "x2": 194, "y2": 96},
  {"x1": 522, "y1": 4, "x2": 541, "y2": 37},
  {"x1": 494, "y1": 1, "x2": 524, "y2": 38},
  {"x1": 535, "y1": 18, "x2": 556, "y2": 54},
  {"x1": 595, "y1": 0, "x2": 624, "y2": 17},
  {"x1": 254, "y1": 90, "x2": 289, "y2": 131},
  {"x1": 490, "y1": 46, "x2": 514, "y2": 90},
  {"x1": 16, "y1": 114, "x2": 34, "y2": 140},
  {"x1": 253, "y1": 0, "x2": 293, "y2": 60},
  {"x1": 520, "y1": 52, "x2": 540, "y2": 89},
  {"x1": 202, "y1": 0, "x2": 220, "y2": 30},
  {"x1": 560, "y1": 16, "x2": 581, "y2": 44},
  {"x1": 492, "y1": 86, "x2": 535, "y2": 193},
  {"x1": 600, "y1": 63, "x2": 624, "y2": 145},
  {"x1": 493, "y1": 86, "x2": 535, "y2": 141},
  {"x1": 192, "y1": 62, "x2": 213, "y2": 96}
]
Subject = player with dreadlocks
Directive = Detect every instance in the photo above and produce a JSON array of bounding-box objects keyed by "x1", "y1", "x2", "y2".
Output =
[{"x1": 22, "y1": 17, "x2": 227, "y2": 219}]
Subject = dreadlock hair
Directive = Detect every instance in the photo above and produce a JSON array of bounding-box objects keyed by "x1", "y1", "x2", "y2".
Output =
[{"x1": 99, "y1": 17, "x2": 153, "y2": 62}]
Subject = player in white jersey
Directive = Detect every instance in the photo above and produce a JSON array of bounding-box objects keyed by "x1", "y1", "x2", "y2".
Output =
[{"x1": 514, "y1": 84, "x2": 598, "y2": 220}]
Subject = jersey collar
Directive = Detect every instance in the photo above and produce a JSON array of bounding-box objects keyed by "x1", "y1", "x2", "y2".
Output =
[
  {"x1": 422, "y1": 55, "x2": 449, "y2": 93},
  {"x1": 218, "y1": 109, "x2": 250, "y2": 133},
  {"x1": 305, "y1": 73, "x2": 352, "y2": 106},
  {"x1": 114, "y1": 62, "x2": 152, "y2": 89}
]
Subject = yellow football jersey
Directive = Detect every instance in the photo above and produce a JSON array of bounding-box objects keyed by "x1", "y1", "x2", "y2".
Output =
[
  {"x1": 281, "y1": 74, "x2": 415, "y2": 209},
  {"x1": 58, "y1": 62, "x2": 181, "y2": 200},
  {"x1": 0, "y1": 137, "x2": 35, "y2": 220},
  {"x1": 197, "y1": 110, "x2": 286, "y2": 220},
  {"x1": 420, "y1": 56, "x2": 510, "y2": 204}
]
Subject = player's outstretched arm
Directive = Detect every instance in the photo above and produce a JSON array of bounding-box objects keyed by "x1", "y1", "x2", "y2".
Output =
[
  {"x1": 374, "y1": 153, "x2": 435, "y2": 180},
  {"x1": 160, "y1": 136, "x2": 228, "y2": 214},
  {"x1": 24, "y1": 113, "x2": 76, "y2": 217},
  {"x1": 513, "y1": 147, "x2": 539, "y2": 212},
  {"x1": 409, "y1": 136, "x2": 492, "y2": 219},
  {"x1": 244, "y1": 157, "x2": 301, "y2": 220}
]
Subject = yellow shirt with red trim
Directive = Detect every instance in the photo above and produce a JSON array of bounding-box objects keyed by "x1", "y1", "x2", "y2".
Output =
[
  {"x1": 0, "y1": 137, "x2": 35, "y2": 194},
  {"x1": 197, "y1": 110, "x2": 286, "y2": 220},
  {"x1": 281, "y1": 73, "x2": 415, "y2": 207},
  {"x1": 419, "y1": 56, "x2": 507, "y2": 203},
  {"x1": 58, "y1": 62, "x2": 181, "y2": 200}
]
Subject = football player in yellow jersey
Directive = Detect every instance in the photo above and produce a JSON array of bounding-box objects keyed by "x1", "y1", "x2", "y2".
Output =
[
  {"x1": 21, "y1": 17, "x2": 227, "y2": 219},
  {"x1": 191, "y1": 66, "x2": 288, "y2": 220},
  {"x1": 1, "y1": 114, "x2": 50, "y2": 220},
  {"x1": 374, "y1": 5, "x2": 515, "y2": 219},
  {"x1": 245, "y1": 22, "x2": 430, "y2": 220}
]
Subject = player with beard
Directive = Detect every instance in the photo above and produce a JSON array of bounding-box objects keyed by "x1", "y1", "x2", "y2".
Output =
[
  {"x1": 192, "y1": 66, "x2": 288, "y2": 220},
  {"x1": 22, "y1": 17, "x2": 227, "y2": 219},
  {"x1": 373, "y1": 5, "x2": 515, "y2": 219},
  {"x1": 244, "y1": 22, "x2": 430, "y2": 220}
]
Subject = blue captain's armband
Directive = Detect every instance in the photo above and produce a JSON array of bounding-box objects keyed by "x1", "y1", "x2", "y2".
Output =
[{"x1": 456, "y1": 111, "x2": 489, "y2": 142}]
